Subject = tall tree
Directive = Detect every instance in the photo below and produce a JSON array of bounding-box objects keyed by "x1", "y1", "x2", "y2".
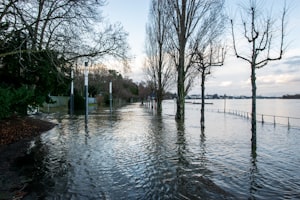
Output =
[
  {"x1": 145, "y1": 0, "x2": 173, "y2": 113},
  {"x1": 190, "y1": 2, "x2": 225, "y2": 129},
  {"x1": 231, "y1": 0, "x2": 286, "y2": 150},
  {"x1": 166, "y1": 0, "x2": 225, "y2": 120}
]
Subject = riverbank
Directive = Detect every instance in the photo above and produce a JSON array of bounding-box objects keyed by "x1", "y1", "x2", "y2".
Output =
[{"x1": 0, "y1": 116, "x2": 56, "y2": 200}]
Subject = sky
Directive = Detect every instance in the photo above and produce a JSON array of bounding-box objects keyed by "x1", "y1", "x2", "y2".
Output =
[{"x1": 102, "y1": 0, "x2": 300, "y2": 97}]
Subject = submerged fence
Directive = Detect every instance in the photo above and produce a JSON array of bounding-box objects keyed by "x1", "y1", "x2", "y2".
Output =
[{"x1": 207, "y1": 108, "x2": 300, "y2": 130}]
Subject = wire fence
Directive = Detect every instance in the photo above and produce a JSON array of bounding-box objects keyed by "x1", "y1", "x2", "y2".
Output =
[{"x1": 206, "y1": 108, "x2": 300, "y2": 130}]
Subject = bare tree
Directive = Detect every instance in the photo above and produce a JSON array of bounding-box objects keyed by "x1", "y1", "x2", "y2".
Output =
[
  {"x1": 190, "y1": 1, "x2": 225, "y2": 129},
  {"x1": 192, "y1": 41, "x2": 225, "y2": 129},
  {"x1": 145, "y1": 0, "x2": 174, "y2": 113},
  {"x1": 166, "y1": 0, "x2": 225, "y2": 120},
  {"x1": 231, "y1": 0, "x2": 287, "y2": 149},
  {"x1": 0, "y1": 0, "x2": 129, "y2": 62}
]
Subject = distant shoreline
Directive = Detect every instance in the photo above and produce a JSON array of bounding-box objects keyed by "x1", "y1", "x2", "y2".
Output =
[{"x1": 282, "y1": 94, "x2": 300, "y2": 99}]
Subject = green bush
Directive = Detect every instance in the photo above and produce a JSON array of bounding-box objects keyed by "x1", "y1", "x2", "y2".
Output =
[
  {"x1": 0, "y1": 85, "x2": 35, "y2": 119},
  {"x1": 11, "y1": 85, "x2": 34, "y2": 115},
  {"x1": 0, "y1": 86, "x2": 13, "y2": 119},
  {"x1": 74, "y1": 93, "x2": 85, "y2": 110}
]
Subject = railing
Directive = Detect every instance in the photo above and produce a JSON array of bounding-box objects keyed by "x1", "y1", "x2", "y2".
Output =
[{"x1": 207, "y1": 108, "x2": 300, "y2": 130}]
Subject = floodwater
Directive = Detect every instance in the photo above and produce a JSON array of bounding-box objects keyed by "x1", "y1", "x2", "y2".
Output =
[{"x1": 24, "y1": 100, "x2": 300, "y2": 199}]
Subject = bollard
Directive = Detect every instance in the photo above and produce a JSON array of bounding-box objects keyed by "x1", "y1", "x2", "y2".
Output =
[{"x1": 262, "y1": 115, "x2": 264, "y2": 124}]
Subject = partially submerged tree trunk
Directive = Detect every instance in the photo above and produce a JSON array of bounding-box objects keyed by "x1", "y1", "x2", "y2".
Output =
[
  {"x1": 231, "y1": 1, "x2": 286, "y2": 150},
  {"x1": 167, "y1": 0, "x2": 224, "y2": 121},
  {"x1": 200, "y1": 72, "x2": 205, "y2": 128},
  {"x1": 192, "y1": 41, "x2": 226, "y2": 129},
  {"x1": 176, "y1": 38, "x2": 186, "y2": 120},
  {"x1": 251, "y1": 63, "x2": 257, "y2": 146},
  {"x1": 145, "y1": 0, "x2": 173, "y2": 114}
]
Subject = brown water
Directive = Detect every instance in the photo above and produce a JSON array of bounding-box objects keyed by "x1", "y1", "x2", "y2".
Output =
[{"x1": 22, "y1": 100, "x2": 300, "y2": 199}]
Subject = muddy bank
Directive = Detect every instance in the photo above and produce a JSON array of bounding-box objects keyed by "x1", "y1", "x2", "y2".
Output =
[{"x1": 0, "y1": 116, "x2": 56, "y2": 199}]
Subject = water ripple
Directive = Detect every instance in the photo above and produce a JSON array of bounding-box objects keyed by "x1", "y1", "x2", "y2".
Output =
[{"x1": 26, "y1": 102, "x2": 300, "y2": 199}]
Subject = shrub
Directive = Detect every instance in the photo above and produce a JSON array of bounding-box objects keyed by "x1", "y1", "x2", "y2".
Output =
[{"x1": 0, "y1": 86, "x2": 13, "y2": 119}]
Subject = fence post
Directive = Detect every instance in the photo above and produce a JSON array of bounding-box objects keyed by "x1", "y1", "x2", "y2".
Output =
[
  {"x1": 273, "y1": 116, "x2": 276, "y2": 126},
  {"x1": 262, "y1": 115, "x2": 264, "y2": 124},
  {"x1": 288, "y1": 117, "x2": 290, "y2": 130}
]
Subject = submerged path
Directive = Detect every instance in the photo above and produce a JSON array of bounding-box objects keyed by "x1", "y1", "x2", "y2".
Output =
[{"x1": 2, "y1": 102, "x2": 300, "y2": 199}]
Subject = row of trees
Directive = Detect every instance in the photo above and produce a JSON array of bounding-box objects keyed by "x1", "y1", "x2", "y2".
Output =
[
  {"x1": 145, "y1": 0, "x2": 226, "y2": 121},
  {"x1": 145, "y1": 0, "x2": 287, "y2": 150},
  {"x1": 0, "y1": 0, "x2": 129, "y2": 118}
]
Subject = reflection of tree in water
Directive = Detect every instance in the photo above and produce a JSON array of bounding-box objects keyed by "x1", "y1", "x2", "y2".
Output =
[
  {"x1": 175, "y1": 121, "x2": 190, "y2": 197},
  {"x1": 249, "y1": 149, "x2": 261, "y2": 199},
  {"x1": 175, "y1": 121, "x2": 234, "y2": 199},
  {"x1": 176, "y1": 121, "x2": 189, "y2": 166},
  {"x1": 199, "y1": 126, "x2": 207, "y2": 171}
]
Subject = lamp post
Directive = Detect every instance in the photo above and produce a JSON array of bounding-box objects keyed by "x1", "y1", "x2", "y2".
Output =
[{"x1": 84, "y1": 62, "x2": 89, "y2": 123}]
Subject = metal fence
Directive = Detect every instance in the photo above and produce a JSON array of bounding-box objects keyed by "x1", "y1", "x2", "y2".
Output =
[{"x1": 207, "y1": 108, "x2": 300, "y2": 130}]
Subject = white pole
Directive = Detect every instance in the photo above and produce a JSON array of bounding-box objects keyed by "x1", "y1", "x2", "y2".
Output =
[
  {"x1": 84, "y1": 62, "x2": 88, "y2": 123},
  {"x1": 224, "y1": 94, "x2": 226, "y2": 113},
  {"x1": 70, "y1": 69, "x2": 74, "y2": 115},
  {"x1": 109, "y1": 81, "x2": 112, "y2": 112}
]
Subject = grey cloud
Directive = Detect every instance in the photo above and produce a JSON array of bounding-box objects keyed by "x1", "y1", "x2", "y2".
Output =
[{"x1": 282, "y1": 56, "x2": 300, "y2": 66}]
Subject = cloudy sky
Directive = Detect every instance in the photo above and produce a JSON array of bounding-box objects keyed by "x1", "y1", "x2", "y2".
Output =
[{"x1": 102, "y1": 0, "x2": 300, "y2": 97}]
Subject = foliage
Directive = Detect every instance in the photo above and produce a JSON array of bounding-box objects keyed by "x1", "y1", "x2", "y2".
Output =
[
  {"x1": 0, "y1": 85, "x2": 35, "y2": 119},
  {"x1": 0, "y1": 86, "x2": 13, "y2": 119},
  {"x1": 0, "y1": 0, "x2": 129, "y2": 115},
  {"x1": 0, "y1": 38, "x2": 70, "y2": 114},
  {"x1": 74, "y1": 93, "x2": 85, "y2": 111},
  {"x1": 74, "y1": 65, "x2": 139, "y2": 104}
]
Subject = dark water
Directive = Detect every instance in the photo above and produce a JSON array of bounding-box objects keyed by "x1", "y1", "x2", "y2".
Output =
[{"x1": 25, "y1": 101, "x2": 300, "y2": 199}]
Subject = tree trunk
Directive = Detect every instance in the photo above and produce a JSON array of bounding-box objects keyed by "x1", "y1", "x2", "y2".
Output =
[
  {"x1": 175, "y1": 0, "x2": 186, "y2": 121},
  {"x1": 176, "y1": 64, "x2": 185, "y2": 120},
  {"x1": 200, "y1": 71, "x2": 205, "y2": 129},
  {"x1": 157, "y1": 44, "x2": 163, "y2": 114},
  {"x1": 157, "y1": 86, "x2": 163, "y2": 114},
  {"x1": 251, "y1": 63, "x2": 257, "y2": 150}
]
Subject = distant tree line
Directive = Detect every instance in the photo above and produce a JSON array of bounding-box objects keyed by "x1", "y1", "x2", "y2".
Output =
[{"x1": 282, "y1": 94, "x2": 300, "y2": 99}]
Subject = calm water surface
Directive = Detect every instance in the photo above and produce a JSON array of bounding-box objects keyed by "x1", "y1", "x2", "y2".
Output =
[{"x1": 26, "y1": 100, "x2": 300, "y2": 199}]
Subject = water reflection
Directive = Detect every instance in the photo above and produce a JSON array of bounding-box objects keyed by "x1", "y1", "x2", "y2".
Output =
[
  {"x1": 176, "y1": 121, "x2": 188, "y2": 166},
  {"x1": 249, "y1": 149, "x2": 259, "y2": 199},
  {"x1": 84, "y1": 121, "x2": 89, "y2": 145}
]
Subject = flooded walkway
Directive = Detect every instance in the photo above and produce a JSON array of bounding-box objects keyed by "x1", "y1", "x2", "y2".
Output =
[{"x1": 17, "y1": 102, "x2": 300, "y2": 199}]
